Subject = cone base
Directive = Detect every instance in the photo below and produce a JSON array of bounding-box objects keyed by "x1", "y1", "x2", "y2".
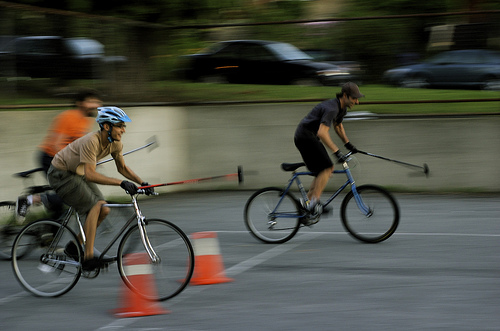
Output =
[
  {"x1": 190, "y1": 276, "x2": 234, "y2": 286},
  {"x1": 112, "y1": 305, "x2": 170, "y2": 318}
]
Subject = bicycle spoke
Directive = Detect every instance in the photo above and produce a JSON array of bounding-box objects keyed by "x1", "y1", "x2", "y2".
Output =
[
  {"x1": 341, "y1": 185, "x2": 399, "y2": 243},
  {"x1": 118, "y1": 219, "x2": 194, "y2": 301},
  {"x1": 12, "y1": 220, "x2": 82, "y2": 297},
  {"x1": 244, "y1": 188, "x2": 301, "y2": 243}
]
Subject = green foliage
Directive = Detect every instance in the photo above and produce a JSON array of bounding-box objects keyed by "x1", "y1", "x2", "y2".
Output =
[{"x1": 2, "y1": 79, "x2": 499, "y2": 115}]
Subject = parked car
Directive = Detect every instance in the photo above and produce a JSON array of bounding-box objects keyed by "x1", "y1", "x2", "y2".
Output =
[
  {"x1": 177, "y1": 40, "x2": 355, "y2": 86},
  {"x1": 0, "y1": 36, "x2": 127, "y2": 79},
  {"x1": 383, "y1": 49, "x2": 500, "y2": 90},
  {"x1": 302, "y1": 49, "x2": 365, "y2": 83}
]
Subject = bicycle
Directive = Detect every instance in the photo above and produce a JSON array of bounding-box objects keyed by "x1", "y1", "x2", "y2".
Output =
[
  {"x1": 244, "y1": 151, "x2": 400, "y2": 244},
  {"x1": 1, "y1": 142, "x2": 158, "y2": 260},
  {"x1": 11, "y1": 185, "x2": 195, "y2": 300},
  {"x1": 0, "y1": 168, "x2": 53, "y2": 259}
]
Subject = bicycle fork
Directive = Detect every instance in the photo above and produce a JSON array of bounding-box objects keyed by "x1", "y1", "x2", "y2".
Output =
[
  {"x1": 132, "y1": 197, "x2": 161, "y2": 264},
  {"x1": 344, "y1": 165, "x2": 372, "y2": 217}
]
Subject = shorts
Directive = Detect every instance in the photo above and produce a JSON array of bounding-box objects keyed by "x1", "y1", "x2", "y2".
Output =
[
  {"x1": 294, "y1": 129, "x2": 333, "y2": 176},
  {"x1": 47, "y1": 165, "x2": 104, "y2": 215}
]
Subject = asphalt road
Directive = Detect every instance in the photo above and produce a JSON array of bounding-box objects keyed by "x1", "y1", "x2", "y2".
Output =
[{"x1": 0, "y1": 191, "x2": 499, "y2": 331}]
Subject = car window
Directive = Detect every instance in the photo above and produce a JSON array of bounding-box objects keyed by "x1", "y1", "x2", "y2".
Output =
[
  {"x1": 66, "y1": 39, "x2": 104, "y2": 55},
  {"x1": 266, "y1": 43, "x2": 312, "y2": 61},
  {"x1": 212, "y1": 43, "x2": 240, "y2": 58},
  {"x1": 429, "y1": 52, "x2": 457, "y2": 64},
  {"x1": 200, "y1": 42, "x2": 226, "y2": 54},
  {"x1": 458, "y1": 51, "x2": 483, "y2": 64},
  {"x1": 238, "y1": 44, "x2": 275, "y2": 61}
]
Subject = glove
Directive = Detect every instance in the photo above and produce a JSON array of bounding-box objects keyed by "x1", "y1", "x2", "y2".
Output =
[
  {"x1": 141, "y1": 182, "x2": 155, "y2": 196},
  {"x1": 334, "y1": 150, "x2": 348, "y2": 163},
  {"x1": 120, "y1": 180, "x2": 138, "y2": 195},
  {"x1": 344, "y1": 142, "x2": 358, "y2": 154}
]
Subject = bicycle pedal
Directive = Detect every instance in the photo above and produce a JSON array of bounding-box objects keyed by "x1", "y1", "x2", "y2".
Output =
[{"x1": 82, "y1": 268, "x2": 100, "y2": 279}]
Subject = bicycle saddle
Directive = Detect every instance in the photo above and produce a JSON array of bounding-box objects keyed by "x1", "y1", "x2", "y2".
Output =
[{"x1": 281, "y1": 162, "x2": 306, "y2": 172}]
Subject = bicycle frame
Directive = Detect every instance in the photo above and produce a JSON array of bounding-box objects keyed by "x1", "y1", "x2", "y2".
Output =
[
  {"x1": 274, "y1": 157, "x2": 371, "y2": 220},
  {"x1": 45, "y1": 195, "x2": 160, "y2": 268}
]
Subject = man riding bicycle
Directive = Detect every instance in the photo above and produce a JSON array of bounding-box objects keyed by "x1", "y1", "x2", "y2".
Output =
[
  {"x1": 294, "y1": 82, "x2": 364, "y2": 217},
  {"x1": 47, "y1": 107, "x2": 152, "y2": 271},
  {"x1": 16, "y1": 88, "x2": 102, "y2": 220}
]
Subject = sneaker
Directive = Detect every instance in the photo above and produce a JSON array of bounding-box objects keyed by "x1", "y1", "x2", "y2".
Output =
[
  {"x1": 15, "y1": 196, "x2": 31, "y2": 222},
  {"x1": 81, "y1": 257, "x2": 102, "y2": 271},
  {"x1": 64, "y1": 241, "x2": 80, "y2": 261},
  {"x1": 300, "y1": 201, "x2": 323, "y2": 226}
]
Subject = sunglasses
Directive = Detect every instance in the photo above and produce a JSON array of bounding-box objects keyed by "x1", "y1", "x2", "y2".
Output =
[{"x1": 113, "y1": 123, "x2": 127, "y2": 129}]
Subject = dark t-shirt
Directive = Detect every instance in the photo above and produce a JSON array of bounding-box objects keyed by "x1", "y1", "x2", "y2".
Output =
[{"x1": 295, "y1": 98, "x2": 346, "y2": 137}]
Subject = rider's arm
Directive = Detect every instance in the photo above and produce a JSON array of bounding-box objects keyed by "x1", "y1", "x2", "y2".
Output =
[
  {"x1": 83, "y1": 162, "x2": 122, "y2": 186},
  {"x1": 333, "y1": 123, "x2": 349, "y2": 145},
  {"x1": 113, "y1": 153, "x2": 144, "y2": 185},
  {"x1": 317, "y1": 123, "x2": 340, "y2": 153}
]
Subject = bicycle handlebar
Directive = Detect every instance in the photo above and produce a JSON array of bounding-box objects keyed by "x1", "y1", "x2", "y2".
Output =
[{"x1": 137, "y1": 189, "x2": 159, "y2": 196}]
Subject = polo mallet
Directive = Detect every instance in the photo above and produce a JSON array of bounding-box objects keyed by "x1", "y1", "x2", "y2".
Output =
[
  {"x1": 357, "y1": 150, "x2": 429, "y2": 176},
  {"x1": 97, "y1": 135, "x2": 158, "y2": 166},
  {"x1": 139, "y1": 166, "x2": 244, "y2": 190}
]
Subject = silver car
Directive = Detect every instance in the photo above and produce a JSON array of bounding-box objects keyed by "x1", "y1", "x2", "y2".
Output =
[{"x1": 383, "y1": 49, "x2": 500, "y2": 90}]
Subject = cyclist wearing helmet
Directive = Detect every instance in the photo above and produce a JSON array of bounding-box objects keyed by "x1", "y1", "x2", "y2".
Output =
[{"x1": 48, "y1": 106, "x2": 151, "y2": 271}]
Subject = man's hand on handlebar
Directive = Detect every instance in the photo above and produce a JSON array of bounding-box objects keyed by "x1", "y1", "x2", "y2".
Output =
[{"x1": 140, "y1": 182, "x2": 156, "y2": 196}]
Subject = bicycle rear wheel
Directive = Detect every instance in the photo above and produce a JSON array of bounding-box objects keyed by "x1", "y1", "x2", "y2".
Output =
[
  {"x1": 244, "y1": 187, "x2": 301, "y2": 244},
  {"x1": 11, "y1": 219, "x2": 82, "y2": 297},
  {"x1": 340, "y1": 185, "x2": 399, "y2": 243},
  {"x1": 117, "y1": 219, "x2": 194, "y2": 301}
]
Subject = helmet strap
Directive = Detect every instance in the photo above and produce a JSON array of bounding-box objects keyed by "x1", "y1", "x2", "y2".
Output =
[
  {"x1": 107, "y1": 128, "x2": 114, "y2": 143},
  {"x1": 100, "y1": 123, "x2": 114, "y2": 143}
]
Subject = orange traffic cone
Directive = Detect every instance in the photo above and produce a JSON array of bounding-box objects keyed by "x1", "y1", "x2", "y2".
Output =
[
  {"x1": 189, "y1": 231, "x2": 234, "y2": 285},
  {"x1": 113, "y1": 253, "x2": 170, "y2": 318}
]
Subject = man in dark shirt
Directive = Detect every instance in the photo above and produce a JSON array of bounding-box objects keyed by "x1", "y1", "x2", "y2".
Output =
[{"x1": 294, "y1": 82, "x2": 364, "y2": 217}]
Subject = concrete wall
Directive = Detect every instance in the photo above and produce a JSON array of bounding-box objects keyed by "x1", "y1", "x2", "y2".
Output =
[{"x1": 1, "y1": 104, "x2": 499, "y2": 201}]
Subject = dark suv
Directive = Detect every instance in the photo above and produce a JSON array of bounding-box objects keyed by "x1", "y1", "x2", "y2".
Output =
[{"x1": 0, "y1": 36, "x2": 126, "y2": 79}]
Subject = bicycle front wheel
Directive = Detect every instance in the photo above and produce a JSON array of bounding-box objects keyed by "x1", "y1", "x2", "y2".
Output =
[
  {"x1": 340, "y1": 185, "x2": 400, "y2": 243},
  {"x1": 117, "y1": 219, "x2": 194, "y2": 301},
  {"x1": 11, "y1": 219, "x2": 82, "y2": 297},
  {"x1": 244, "y1": 187, "x2": 301, "y2": 244}
]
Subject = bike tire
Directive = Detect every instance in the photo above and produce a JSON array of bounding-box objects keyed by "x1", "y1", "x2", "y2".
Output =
[
  {"x1": 340, "y1": 185, "x2": 400, "y2": 243},
  {"x1": 117, "y1": 219, "x2": 194, "y2": 301},
  {"x1": 11, "y1": 219, "x2": 83, "y2": 297},
  {"x1": 244, "y1": 187, "x2": 301, "y2": 244}
]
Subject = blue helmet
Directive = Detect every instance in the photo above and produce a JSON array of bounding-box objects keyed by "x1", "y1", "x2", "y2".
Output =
[
  {"x1": 96, "y1": 107, "x2": 131, "y2": 143},
  {"x1": 96, "y1": 107, "x2": 131, "y2": 126}
]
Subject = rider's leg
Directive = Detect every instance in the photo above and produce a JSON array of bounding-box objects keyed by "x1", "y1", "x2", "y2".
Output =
[
  {"x1": 308, "y1": 166, "x2": 334, "y2": 203},
  {"x1": 83, "y1": 200, "x2": 108, "y2": 260}
]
